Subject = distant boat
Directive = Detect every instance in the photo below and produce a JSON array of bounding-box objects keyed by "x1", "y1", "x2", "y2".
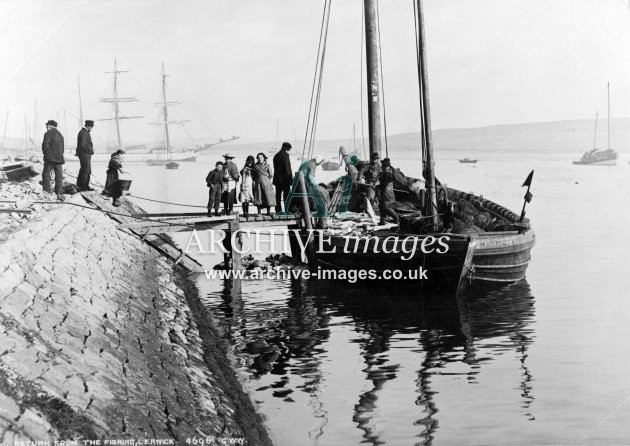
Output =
[
  {"x1": 0, "y1": 162, "x2": 37, "y2": 182},
  {"x1": 573, "y1": 83, "x2": 618, "y2": 166},
  {"x1": 573, "y1": 148, "x2": 618, "y2": 166},
  {"x1": 458, "y1": 157, "x2": 477, "y2": 164},
  {"x1": 146, "y1": 62, "x2": 193, "y2": 168},
  {"x1": 321, "y1": 161, "x2": 341, "y2": 171}
]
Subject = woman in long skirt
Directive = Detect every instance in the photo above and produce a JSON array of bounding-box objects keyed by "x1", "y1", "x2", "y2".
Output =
[
  {"x1": 239, "y1": 156, "x2": 255, "y2": 216},
  {"x1": 252, "y1": 153, "x2": 276, "y2": 214},
  {"x1": 102, "y1": 149, "x2": 125, "y2": 207}
]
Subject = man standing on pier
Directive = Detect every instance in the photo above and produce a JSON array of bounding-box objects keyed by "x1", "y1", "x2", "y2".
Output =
[
  {"x1": 273, "y1": 141, "x2": 293, "y2": 213},
  {"x1": 75, "y1": 120, "x2": 94, "y2": 191},
  {"x1": 41, "y1": 120, "x2": 65, "y2": 200}
]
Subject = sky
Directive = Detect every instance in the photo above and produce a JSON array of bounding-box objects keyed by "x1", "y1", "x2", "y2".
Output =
[{"x1": 1, "y1": 0, "x2": 630, "y2": 148}]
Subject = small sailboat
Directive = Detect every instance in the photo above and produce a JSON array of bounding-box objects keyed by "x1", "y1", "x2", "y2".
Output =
[
  {"x1": 458, "y1": 157, "x2": 477, "y2": 164},
  {"x1": 573, "y1": 83, "x2": 618, "y2": 166}
]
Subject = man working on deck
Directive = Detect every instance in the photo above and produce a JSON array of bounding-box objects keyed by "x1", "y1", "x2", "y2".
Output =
[
  {"x1": 41, "y1": 120, "x2": 65, "y2": 201},
  {"x1": 273, "y1": 141, "x2": 293, "y2": 212},
  {"x1": 75, "y1": 120, "x2": 95, "y2": 191}
]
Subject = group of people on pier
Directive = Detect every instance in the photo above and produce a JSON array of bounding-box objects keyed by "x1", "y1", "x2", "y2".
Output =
[
  {"x1": 40, "y1": 119, "x2": 125, "y2": 206},
  {"x1": 205, "y1": 142, "x2": 400, "y2": 226},
  {"x1": 206, "y1": 142, "x2": 298, "y2": 217}
]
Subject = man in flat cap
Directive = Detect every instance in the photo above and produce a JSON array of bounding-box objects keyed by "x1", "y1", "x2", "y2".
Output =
[
  {"x1": 272, "y1": 141, "x2": 293, "y2": 212},
  {"x1": 41, "y1": 120, "x2": 65, "y2": 200},
  {"x1": 75, "y1": 120, "x2": 95, "y2": 191}
]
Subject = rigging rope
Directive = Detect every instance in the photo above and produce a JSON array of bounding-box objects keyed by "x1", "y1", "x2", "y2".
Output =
[
  {"x1": 302, "y1": 0, "x2": 332, "y2": 162},
  {"x1": 375, "y1": 0, "x2": 389, "y2": 158}
]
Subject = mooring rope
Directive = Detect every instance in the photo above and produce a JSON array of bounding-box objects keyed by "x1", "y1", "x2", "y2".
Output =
[{"x1": 126, "y1": 193, "x2": 208, "y2": 208}]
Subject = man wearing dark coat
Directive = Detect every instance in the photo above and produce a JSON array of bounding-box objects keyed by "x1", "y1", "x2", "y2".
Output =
[
  {"x1": 377, "y1": 158, "x2": 399, "y2": 225},
  {"x1": 41, "y1": 120, "x2": 65, "y2": 200},
  {"x1": 75, "y1": 120, "x2": 95, "y2": 191},
  {"x1": 272, "y1": 141, "x2": 293, "y2": 212}
]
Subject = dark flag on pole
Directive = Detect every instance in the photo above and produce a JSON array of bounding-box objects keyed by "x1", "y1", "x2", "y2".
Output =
[
  {"x1": 521, "y1": 170, "x2": 534, "y2": 188},
  {"x1": 520, "y1": 170, "x2": 534, "y2": 221}
]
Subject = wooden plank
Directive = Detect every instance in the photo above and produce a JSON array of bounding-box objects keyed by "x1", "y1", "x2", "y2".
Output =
[
  {"x1": 229, "y1": 217, "x2": 242, "y2": 272},
  {"x1": 0, "y1": 208, "x2": 32, "y2": 214},
  {"x1": 81, "y1": 191, "x2": 204, "y2": 273}
]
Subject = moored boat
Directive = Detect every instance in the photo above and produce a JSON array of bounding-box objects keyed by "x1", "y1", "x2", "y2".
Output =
[
  {"x1": 573, "y1": 83, "x2": 618, "y2": 166},
  {"x1": 459, "y1": 157, "x2": 477, "y2": 164},
  {"x1": 298, "y1": 0, "x2": 534, "y2": 293},
  {"x1": 0, "y1": 162, "x2": 37, "y2": 182}
]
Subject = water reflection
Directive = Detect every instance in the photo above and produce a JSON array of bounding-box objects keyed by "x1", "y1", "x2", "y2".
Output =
[{"x1": 200, "y1": 279, "x2": 536, "y2": 445}]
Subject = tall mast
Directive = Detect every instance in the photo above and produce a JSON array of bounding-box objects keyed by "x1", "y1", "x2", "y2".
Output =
[
  {"x1": 1, "y1": 111, "x2": 8, "y2": 151},
  {"x1": 149, "y1": 62, "x2": 188, "y2": 158},
  {"x1": 415, "y1": 0, "x2": 439, "y2": 226},
  {"x1": 607, "y1": 81, "x2": 611, "y2": 150},
  {"x1": 23, "y1": 114, "x2": 28, "y2": 155},
  {"x1": 593, "y1": 109, "x2": 598, "y2": 149},
  {"x1": 78, "y1": 75, "x2": 84, "y2": 128},
  {"x1": 364, "y1": 0, "x2": 382, "y2": 158},
  {"x1": 33, "y1": 100, "x2": 38, "y2": 149},
  {"x1": 161, "y1": 62, "x2": 171, "y2": 157},
  {"x1": 99, "y1": 58, "x2": 144, "y2": 152}
]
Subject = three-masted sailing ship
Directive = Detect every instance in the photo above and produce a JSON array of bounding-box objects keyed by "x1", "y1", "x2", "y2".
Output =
[{"x1": 304, "y1": 0, "x2": 535, "y2": 293}]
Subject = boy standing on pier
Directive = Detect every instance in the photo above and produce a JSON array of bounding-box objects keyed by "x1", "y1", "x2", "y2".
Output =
[{"x1": 206, "y1": 161, "x2": 223, "y2": 217}]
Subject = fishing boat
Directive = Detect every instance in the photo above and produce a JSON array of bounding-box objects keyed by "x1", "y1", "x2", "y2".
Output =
[
  {"x1": 573, "y1": 83, "x2": 618, "y2": 166},
  {"x1": 300, "y1": 0, "x2": 534, "y2": 293},
  {"x1": 459, "y1": 157, "x2": 477, "y2": 164}
]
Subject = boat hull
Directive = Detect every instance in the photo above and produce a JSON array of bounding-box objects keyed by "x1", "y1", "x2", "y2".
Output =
[
  {"x1": 468, "y1": 230, "x2": 535, "y2": 284},
  {"x1": 0, "y1": 162, "x2": 37, "y2": 182},
  {"x1": 311, "y1": 231, "x2": 474, "y2": 294},
  {"x1": 572, "y1": 159, "x2": 616, "y2": 166}
]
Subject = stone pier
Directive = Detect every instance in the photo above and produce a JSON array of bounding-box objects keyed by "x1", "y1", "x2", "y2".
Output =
[{"x1": 0, "y1": 193, "x2": 271, "y2": 444}]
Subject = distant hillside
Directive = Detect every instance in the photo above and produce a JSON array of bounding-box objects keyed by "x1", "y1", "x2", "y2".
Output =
[{"x1": 204, "y1": 118, "x2": 630, "y2": 160}]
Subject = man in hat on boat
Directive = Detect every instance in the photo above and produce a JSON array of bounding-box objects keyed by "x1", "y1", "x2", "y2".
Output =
[
  {"x1": 41, "y1": 120, "x2": 65, "y2": 200},
  {"x1": 75, "y1": 120, "x2": 95, "y2": 191},
  {"x1": 272, "y1": 142, "x2": 293, "y2": 212},
  {"x1": 221, "y1": 153, "x2": 240, "y2": 215},
  {"x1": 360, "y1": 151, "x2": 381, "y2": 208},
  {"x1": 206, "y1": 161, "x2": 224, "y2": 217},
  {"x1": 376, "y1": 157, "x2": 399, "y2": 225}
]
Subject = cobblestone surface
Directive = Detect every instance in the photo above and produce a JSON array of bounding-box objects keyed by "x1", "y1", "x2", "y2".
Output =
[{"x1": 0, "y1": 192, "x2": 272, "y2": 444}]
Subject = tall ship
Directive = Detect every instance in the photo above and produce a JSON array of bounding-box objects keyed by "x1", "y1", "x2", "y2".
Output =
[
  {"x1": 573, "y1": 83, "x2": 618, "y2": 166},
  {"x1": 295, "y1": 0, "x2": 535, "y2": 294}
]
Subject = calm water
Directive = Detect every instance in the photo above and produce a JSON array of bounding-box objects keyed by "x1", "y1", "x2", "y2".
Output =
[{"x1": 91, "y1": 149, "x2": 630, "y2": 445}]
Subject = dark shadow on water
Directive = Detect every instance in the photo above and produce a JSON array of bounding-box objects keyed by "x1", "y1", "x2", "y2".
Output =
[{"x1": 202, "y1": 278, "x2": 536, "y2": 445}]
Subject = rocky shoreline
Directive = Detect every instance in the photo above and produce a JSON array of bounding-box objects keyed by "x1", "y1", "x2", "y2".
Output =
[{"x1": 0, "y1": 178, "x2": 272, "y2": 444}]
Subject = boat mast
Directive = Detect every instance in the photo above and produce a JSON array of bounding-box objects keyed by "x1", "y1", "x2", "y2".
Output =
[
  {"x1": 593, "y1": 109, "x2": 598, "y2": 149},
  {"x1": 1, "y1": 111, "x2": 8, "y2": 152},
  {"x1": 161, "y1": 62, "x2": 172, "y2": 159},
  {"x1": 364, "y1": 0, "x2": 382, "y2": 158},
  {"x1": 607, "y1": 81, "x2": 611, "y2": 150},
  {"x1": 78, "y1": 75, "x2": 84, "y2": 128},
  {"x1": 33, "y1": 100, "x2": 38, "y2": 150},
  {"x1": 415, "y1": 0, "x2": 439, "y2": 226},
  {"x1": 23, "y1": 114, "x2": 28, "y2": 155},
  {"x1": 99, "y1": 58, "x2": 143, "y2": 152}
]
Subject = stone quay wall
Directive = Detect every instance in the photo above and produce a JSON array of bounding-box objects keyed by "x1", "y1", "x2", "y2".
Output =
[{"x1": 0, "y1": 193, "x2": 271, "y2": 445}]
